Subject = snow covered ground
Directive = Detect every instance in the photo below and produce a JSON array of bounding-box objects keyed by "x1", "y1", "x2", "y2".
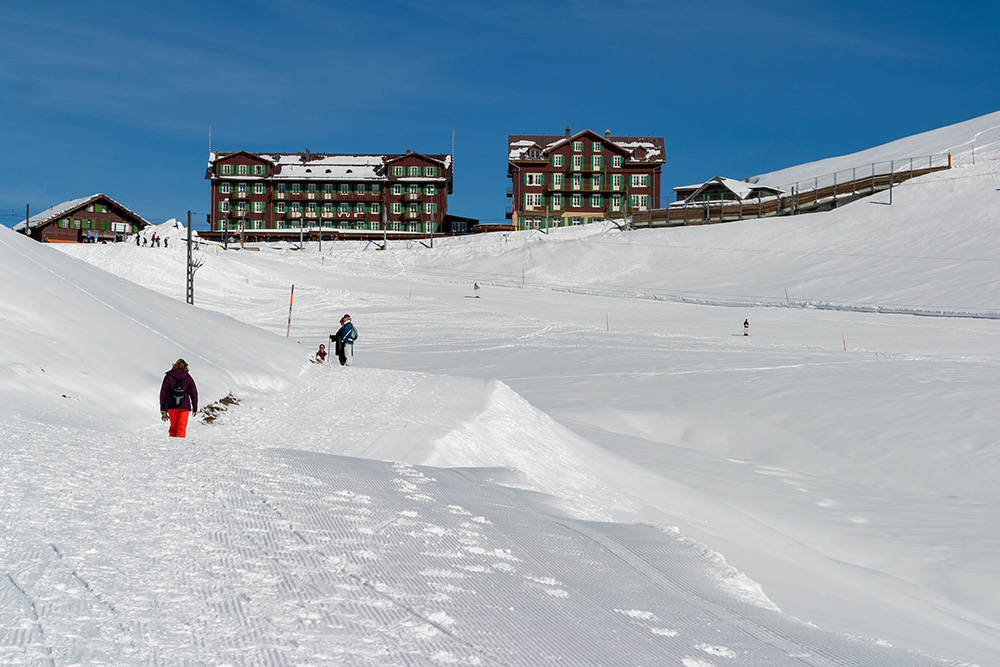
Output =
[{"x1": 3, "y1": 117, "x2": 1000, "y2": 665}]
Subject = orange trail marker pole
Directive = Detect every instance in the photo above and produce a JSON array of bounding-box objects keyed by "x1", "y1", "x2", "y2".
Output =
[
  {"x1": 286, "y1": 284, "x2": 294, "y2": 338},
  {"x1": 843, "y1": 330, "x2": 846, "y2": 351},
  {"x1": 784, "y1": 286, "x2": 789, "y2": 303}
]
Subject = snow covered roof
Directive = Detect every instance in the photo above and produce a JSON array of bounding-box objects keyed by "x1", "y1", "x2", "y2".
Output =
[
  {"x1": 675, "y1": 176, "x2": 784, "y2": 202},
  {"x1": 209, "y1": 151, "x2": 453, "y2": 182},
  {"x1": 14, "y1": 194, "x2": 151, "y2": 231},
  {"x1": 508, "y1": 129, "x2": 666, "y2": 164}
]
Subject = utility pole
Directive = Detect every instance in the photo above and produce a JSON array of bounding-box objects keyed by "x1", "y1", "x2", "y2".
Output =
[{"x1": 186, "y1": 211, "x2": 195, "y2": 304}]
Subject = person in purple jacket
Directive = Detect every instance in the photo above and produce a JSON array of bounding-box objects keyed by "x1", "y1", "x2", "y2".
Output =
[{"x1": 159, "y1": 358, "x2": 198, "y2": 438}]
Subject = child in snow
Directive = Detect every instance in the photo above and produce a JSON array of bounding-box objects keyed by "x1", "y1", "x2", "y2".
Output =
[
  {"x1": 159, "y1": 358, "x2": 198, "y2": 438},
  {"x1": 316, "y1": 344, "x2": 327, "y2": 362}
]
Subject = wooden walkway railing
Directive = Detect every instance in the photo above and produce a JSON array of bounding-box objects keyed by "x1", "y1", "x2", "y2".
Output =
[{"x1": 630, "y1": 154, "x2": 952, "y2": 229}]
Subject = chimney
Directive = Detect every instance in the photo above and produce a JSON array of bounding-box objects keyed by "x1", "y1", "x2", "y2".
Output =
[
  {"x1": 605, "y1": 129, "x2": 611, "y2": 138},
  {"x1": 406, "y1": 148, "x2": 411, "y2": 154},
  {"x1": 565, "y1": 126, "x2": 571, "y2": 137}
]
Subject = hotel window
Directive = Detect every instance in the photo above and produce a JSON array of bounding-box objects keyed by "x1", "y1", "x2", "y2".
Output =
[
  {"x1": 292, "y1": 183, "x2": 301, "y2": 194},
  {"x1": 612, "y1": 194, "x2": 622, "y2": 210},
  {"x1": 572, "y1": 141, "x2": 583, "y2": 152},
  {"x1": 551, "y1": 154, "x2": 564, "y2": 167},
  {"x1": 219, "y1": 183, "x2": 232, "y2": 194},
  {"x1": 237, "y1": 202, "x2": 248, "y2": 215},
  {"x1": 308, "y1": 202, "x2": 317, "y2": 213},
  {"x1": 612, "y1": 174, "x2": 623, "y2": 190},
  {"x1": 253, "y1": 183, "x2": 265, "y2": 194},
  {"x1": 277, "y1": 183, "x2": 286, "y2": 193},
  {"x1": 408, "y1": 202, "x2": 419, "y2": 213},
  {"x1": 572, "y1": 174, "x2": 582, "y2": 190},
  {"x1": 425, "y1": 184, "x2": 436, "y2": 195},
  {"x1": 424, "y1": 203, "x2": 436, "y2": 214},
  {"x1": 308, "y1": 183, "x2": 317, "y2": 194},
  {"x1": 324, "y1": 183, "x2": 333, "y2": 194},
  {"x1": 323, "y1": 203, "x2": 333, "y2": 214},
  {"x1": 392, "y1": 166, "x2": 405, "y2": 176},
  {"x1": 591, "y1": 155, "x2": 603, "y2": 170},
  {"x1": 551, "y1": 174, "x2": 564, "y2": 188},
  {"x1": 613, "y1": 156, "x2": 623, "y2": 168},
  {"x1": 237, "y1": 183, "x2": 247, "y2": 195},
  {"x1": 525, "y1": 173, "x2": 543, "y2": 186},
  {"x1": 252, "y1": 202, "x2": 264, "y2": 213},
  {"x1": 340, "y1": 184, "x2": 350, "y2": 194},
  {"x1": 425, "y1": 167, "x2": 436, "y2": 176},
  {"x1": 238, "y1": 165, "x2": 249, "y2": 175},
  {"x1": 630, "y1": 194, "x2": 649, "y2": 208},
  {"x1": 591, "y1": 175, "x2": 601, "y2": 190},
  {"x1": 630, "y1": 174, "x2": 649, "y2": 187},
  {"x1": 253, "y1": 165, "x2": 264, "y2": 175},
  {"x1": 219, "y1": 201, "x2": 231, "y2": 212},
  {"x1": 356, "y1": 203, "x2": 365, "y2": 213},
  {"x1": 409, "y1": 184, "x2": 420, "y2": 195},
  {"x1": 392, "y1": 184, "x2": 403, "y2": 196},
  {"x1": 592, "y1": 142, "x2": 602, "y2": 152},
  {"x1": 291, "y1": 202, "x2": 301, "y2": 212},
  {"x1": 572, "y1": 194, "x2": 582, "y2": 208},
  {"x1": 276, "y1": 202, "x2": 286, "y2": 213},
  {"x1": 409, "y1": 166, "x2": 420, "y2": 176},
  {"x1": 524, "y1": 193, "x2": 543, "y2": 207},
  {"x1": 220, "y1": 164, "x2": 233, "y2": 175},
  {"x1": 590, "y1": 195, "x2": 602, "y2": 207},
  {"x1": 371, "y1": 203, "x2": 381, "y2": 213},
  {"x1": 356, "y1": 183, "x2": 367, "y2": 194},
  {"x1": 572, "y1": 155, "x2": 583, "y2": 170},
  {"x1": 371, "y1": 184, "x2": 381, "y2": 194},
  {"x1": 551, "y1": 193, "x2": 563, "y2": 209},
  {"x1": 340, "y1": 203, "x2": 350, "y2": 212},
  {"x1": 392, "y1": 202, "x2": 402, "y2": 214}
]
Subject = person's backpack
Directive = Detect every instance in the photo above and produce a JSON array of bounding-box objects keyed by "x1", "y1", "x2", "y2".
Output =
[
  {"x1": 171, "y1": 378, "x2": 187, "y2": 406},
  {"x1": 345, "y1": 324, "x2": 358, "y2": 343}
]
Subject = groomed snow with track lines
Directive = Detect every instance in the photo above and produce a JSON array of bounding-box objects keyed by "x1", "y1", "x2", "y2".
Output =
[{"x1": 3, "y1": 114, "x2": 1000, "y2": 665}]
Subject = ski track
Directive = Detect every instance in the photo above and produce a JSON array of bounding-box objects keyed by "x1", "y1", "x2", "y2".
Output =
[{"x1": 0, "y1": 416, "x2": 961, "y2": 666}]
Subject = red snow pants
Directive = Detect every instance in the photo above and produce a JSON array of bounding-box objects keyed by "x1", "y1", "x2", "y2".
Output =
[{"x1": 168, "y1": 409, "x2": 190, "y2": 438}]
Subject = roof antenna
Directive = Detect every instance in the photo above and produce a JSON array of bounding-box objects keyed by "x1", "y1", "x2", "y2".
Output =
[
  {"x1": 208, "y1": 124, "x2": 212, "y2": 155},
  {"x1": 451, "y1": 128, "x2": 455, "y2": 168}
]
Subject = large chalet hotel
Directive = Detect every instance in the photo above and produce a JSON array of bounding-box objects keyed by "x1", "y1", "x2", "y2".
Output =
[
  {"x1": 508, "y1": 127, "x2": 665, "y2": 230},
  {"x1": 204, "y1": 149, "x2": 453, "y2": 241}
]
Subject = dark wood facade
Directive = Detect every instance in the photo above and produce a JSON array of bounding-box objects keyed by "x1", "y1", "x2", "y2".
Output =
[
  {"x1": 15, "y1": 194, "x2": 151, "y2": 243},
  {"x1": 204, "y1": 150, "x2": 453, "y2": 241},
  {"x1": 507, "y1": 128, "x2": 665, "y2": 230}
]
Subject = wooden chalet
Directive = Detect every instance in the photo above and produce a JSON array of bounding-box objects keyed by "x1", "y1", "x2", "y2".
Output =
[
  {"x1": 204, "y1": 149, "x2": 454, "y2": 242},
  {"x1": 507, "y1": 127, "x2": 665, "y2": 230},
  {"x1": 673, "y1": 176, "x2": 783, "y2": 204},
  {"x1": 14, "y1": 194, "x2": 151, "y2": 243}
]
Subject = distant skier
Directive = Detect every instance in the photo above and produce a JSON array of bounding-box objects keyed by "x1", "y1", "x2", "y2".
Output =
[
  {"x1": 474, "y1": 283, "x2": 480, "y2": 298},
  {"x1": 335, "y1": 314, "x2": 357, "y2": 366},
  {"x1": 135, "y1": 233, "x2": 140, "y2": 246},
  {"x1": 164, "y1": 237, "x2": 168, "y2": 248},
  {"x1": 744, "y1": 319, "x2": 749, "y2": 336},
  {"x1": 159, "y1": 359, "x2": 198, "y2": 438}
]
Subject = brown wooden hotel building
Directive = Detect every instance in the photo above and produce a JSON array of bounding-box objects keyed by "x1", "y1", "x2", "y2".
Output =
[
  {"x1": 508, "y1": 127, "x2": 665, "y2": 230},
  {"x1": 205, "y1": 149, "x2": 453, "y2": 241}
]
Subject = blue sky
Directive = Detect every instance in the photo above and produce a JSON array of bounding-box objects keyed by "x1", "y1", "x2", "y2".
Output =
[{"x1": 1, "y1": 0, "x2": 998, "y2": 229}]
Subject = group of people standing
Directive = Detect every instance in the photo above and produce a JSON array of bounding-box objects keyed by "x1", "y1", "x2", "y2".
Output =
[{"x1": 136, "y1": 232, "x2": 166, "y2": 247}]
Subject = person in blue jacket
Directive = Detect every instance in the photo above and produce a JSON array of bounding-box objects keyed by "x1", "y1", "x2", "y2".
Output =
[{"x1": 336, "y1": 314, "x2": 357, "y2": 366}]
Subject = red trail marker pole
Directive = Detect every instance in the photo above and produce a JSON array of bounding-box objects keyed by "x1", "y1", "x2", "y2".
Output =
[{"x1": 286, "y1": 285, "x2": 294, "y2": 338}]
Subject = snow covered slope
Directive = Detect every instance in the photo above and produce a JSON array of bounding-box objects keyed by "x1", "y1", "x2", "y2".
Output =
[
  {"x1": 6, "y1": 111, "x2": 1000, "y2": 664},
  {"x1": 752, "y1": 109, "x2": 1000, "y2": 188}
]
